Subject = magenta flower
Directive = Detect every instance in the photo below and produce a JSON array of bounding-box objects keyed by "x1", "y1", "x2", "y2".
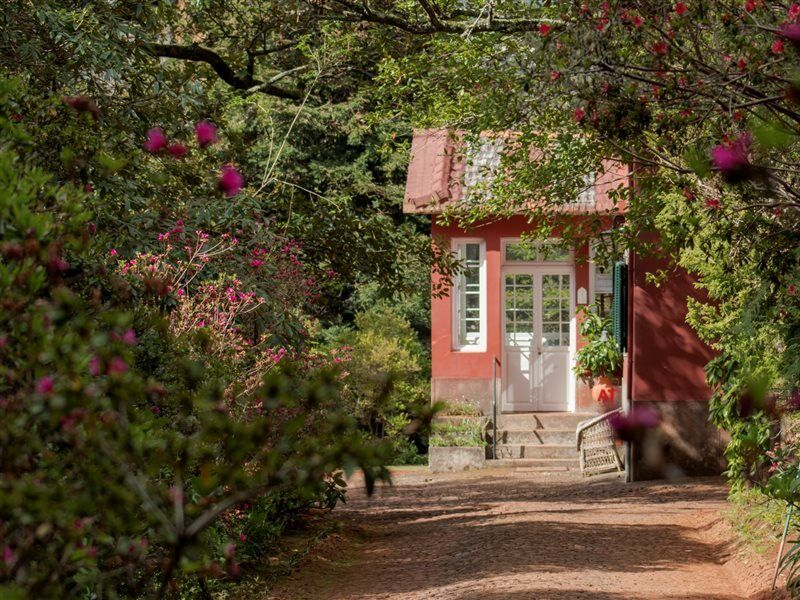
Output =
[
  {"x1": 107, "y1": 356, "x2": 128, "y2": 375},
  {"x1": 250, "y1": 259, "x2": 264, "y2": 268},
  {"x1": 167, "y1": 143, "x2": 188, "y2": 158},
  {"x1": 781, "y1": 23, "x2": 800, "y2": 47},
  {"x1": 35, "y1": 376, "x2": 54, "y2": 395},
  {"x1": 2, "y1": 546, "x2": 15, "y2": 567},
  {"x1": 608, "y1": 406, "x2": 661, "y2": 442},
  {"x1": 219, "y1": 166, "x2": 244, "y2": 197},
  {"x1": 109, "y1": 248, "x2": 118, "y2": 257},
  {"x1": 89, "y1": 355, "x2": 102, "y2": 377},
  {"x1": 120, "y1": 329, "x2": 137, "y2": 345},
  {"x1": 144, "y1": 128, "x2": 168, "y2": 153},
  {"x1": 195, "y1": 120, "x2": 218, "y2": 148},
  {"x1": 710, "y1": 133, "x2": 753, "y2": 182}
]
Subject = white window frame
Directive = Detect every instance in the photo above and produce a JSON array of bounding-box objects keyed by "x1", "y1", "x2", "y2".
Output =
[
  {"x1": 501, "y1": 238, "x2": 574, "y2": 265},
  {"x1": 589, "y1": 240, "x2": 614, "y2": 316},
  {"x1": 452, "y1": 238, "x2": 487, "y2": 352}
]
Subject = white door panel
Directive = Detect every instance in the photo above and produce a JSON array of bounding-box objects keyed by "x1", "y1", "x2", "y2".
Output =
[{"x1": 502, "y1": 268, "x2": 573, "y2": 412}]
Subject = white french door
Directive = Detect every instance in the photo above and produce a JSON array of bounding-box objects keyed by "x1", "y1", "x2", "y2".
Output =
[{"x1": 502, "y1": 267, "x2": 574, "y2": 412}]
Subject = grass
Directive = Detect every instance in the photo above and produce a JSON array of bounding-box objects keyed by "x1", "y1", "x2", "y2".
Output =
[
  {"x1": 724, "y1": 487, "x2": 793, "y2": 555},
  {"x1": 429, "y1": 418, "x2": 487, "y2": 447},
  {"x1": 437, "y1": 400, "x2": 482, "y2": 417}
]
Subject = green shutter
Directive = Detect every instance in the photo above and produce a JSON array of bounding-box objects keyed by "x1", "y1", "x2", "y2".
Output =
[{"x1": 612, "y1": 262, "x2": 628, "y2": 353}]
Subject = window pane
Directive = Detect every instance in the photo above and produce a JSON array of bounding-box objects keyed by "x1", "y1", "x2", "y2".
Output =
[
  {"x1": 506, "y1": 243, "x2": 538, "y2": 262},
  {"x1": 457, "y1": 242, "x2": 483, "y2": 347},
  {"x1": 540, "y1": 242, "x2": 571, "y2": 262}
]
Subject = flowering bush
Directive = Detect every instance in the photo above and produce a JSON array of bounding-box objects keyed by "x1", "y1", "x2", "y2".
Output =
[{"x1": 0, "y1": 79, "x2": 394, "y2": 598}]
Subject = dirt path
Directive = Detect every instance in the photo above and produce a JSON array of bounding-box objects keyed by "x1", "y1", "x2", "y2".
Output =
[{"x1": 268, "y1": 468, "x2": 774, "y2": 600}]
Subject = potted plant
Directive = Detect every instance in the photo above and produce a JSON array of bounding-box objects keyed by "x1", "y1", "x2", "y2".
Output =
[{"x1": 574, "y1": 306, "x2": 623, "y2": 409}]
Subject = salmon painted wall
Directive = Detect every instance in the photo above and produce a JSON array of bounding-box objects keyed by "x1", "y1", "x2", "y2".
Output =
[
  {"x1": 629, "y1": 247, "x2": 714, "y2": 402},
  {"x1": 431, "y1": 216, "x2": 591, "y2": 381}
]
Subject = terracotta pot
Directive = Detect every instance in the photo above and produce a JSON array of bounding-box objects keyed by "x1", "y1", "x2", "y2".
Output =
[{"x1": 591, "y1": 376, "x2": 617, "y2": 406}]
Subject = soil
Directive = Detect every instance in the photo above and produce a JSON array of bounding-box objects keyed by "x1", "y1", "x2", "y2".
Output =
[{"x1": 264, "y1": 467, "x2": 789, "y2": 600}]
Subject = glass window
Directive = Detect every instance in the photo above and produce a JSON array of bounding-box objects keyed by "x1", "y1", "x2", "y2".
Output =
[
  {"x1": 505, "y1": 241, "x2": 571, "y2": 263},
  {"x1": 455, "y1": 242, "x2": 485, "y2": 348},
  {"x1": 541, "y1": 274, "x2": 571, "y2": 347},
  {"x1": 592, "y1": 241, "x2": 614, "y2": 318}
]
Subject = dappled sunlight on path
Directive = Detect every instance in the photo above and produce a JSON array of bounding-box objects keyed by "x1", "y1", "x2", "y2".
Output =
[{"x1": 269, "y1": 468, "x2": 752, "y2": 599}]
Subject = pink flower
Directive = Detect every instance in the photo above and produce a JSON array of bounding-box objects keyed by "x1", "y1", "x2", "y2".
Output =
[
  {"x1": 790, "y1": 284, "x2": 797, "y2": 296},
  {"x1": 144, "y1": 127, "x2": 168, "y2": 153},
  {"x1": 573, "y1": 107, "x2": 586, "y2": 122},
  {"x1": 706, "y1": 197, "x2": 720, "y2": 209},
  {"x1": 674, "y1": 2, "x2": 688, "y2": 16},
  {"x1": 651, "y1": 40, "x2": 668, "y2": 56},
  {"x1": 631, "y1": 15, "x2": 644, "y2": 27},
  {"x1": 151, "y1": 404, "x2": 161, "y2": 415},
  {"x1": 35, "y1": 376, "x2": 54, "y2": 394},
  {"x1": 790, "y1": 3, "x2": 800, "y2": 21},
  {"x1": 250, "y1": 259, "x2": 263, "y2": 268},
  {"x1": 177, "y1": 289, "x2": 185, "y2": 297},
  {"x1": 781, "y1": 24, "x2": 800, "y2": 47},
  {"x1": 239, "y1": 532, "x2": 247, "y2": 542},
  {"x1": 609, "y1": 406, "x2": 661, "y2": 442},
  {"x1": 89, "y1": 355, "x2": 102, "y2": 377},
  {"x1": 772, "y1": 38, "x2": 785, "y2": 54},
  {"x1": 167, "y1": 143, "x2": 188, "y2": 158},
  {"x1": 107, "y1": 356, "x2": 128, "y2": 375},
  {"x1": 225, "y1": 543, "x2": 236, "y2": 559},
  {"x1": 710, "y1": 133, "x2": 752, "y2": 180},
  {"x1": 61, "y1": 96, "x2": 100, "y2": 120},
  {"x1": 219, "y1": 166, "x2": 244, "y2": 197},
  {"x1": 2, "y1": 546, "x2": 15, "y2": 567},
  {"x1": 195, "y1": 120, "x2": 218, "y2": 147},
  {"x1": 539, "y1": 23, "x2": 551, "y2": 36},
  {"x1": 120, "y1": 329, "x2": 137, "y2": 345},
  {"x1": 109, "y1": 248, "x2": 118, "y2": 257}
]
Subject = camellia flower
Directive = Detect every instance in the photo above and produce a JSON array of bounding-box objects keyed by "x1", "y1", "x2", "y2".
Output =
[
  {"x1": 195, "y1": 120, "x2": 218, "y2": 147},
  {"x1": 539, "y1": 23, "x2": 551, "y2": 36},
  {"x1": 107, "y1": 356, "x2": 128, "y2": 375},
  {"x1": 781, "y1": 23, "x2": 800, "y2": 48},
  {"x1": 706, "y1": 197, "x2": 720, "y2": 209},
  {"x1": 61, "y1": 95, "x2": 101, "y2": 120},
  {"x1": 144, "y1": 127, "x2": 168, "y2": 153},
  {"x1": 167, "y1": 143, "x2": 188, "y2": 158},
  {"x1": 608, "y1": 406, "x2": 661, "y2": 442},
  {"x1": 573, "y1": 107, "x2": 586, "y2": 122},
  {"x1": 219, "y1": 166, "x2": 244, "y2": 197},
  {"x1": 790, "y1": 3, "x2": 800, "y2": 21},
  {"x1": 250, "y1": 259, "x2": 264, "y2": 268},
  {"x1": 772, "y1": 38, "x2": 785, "y2": 54},
  {"x1": 35, "y1": 376, "x2": 54, "y2": 395},
  {"x1": 109, "y1": 248, "x2": 118, "y2": 257},
  {"x1": 674, "y1": 2, "x2": 688, "y2": 16},
  {"x1": 710, "y1": 133, "x2": 754, "y2": 182}
]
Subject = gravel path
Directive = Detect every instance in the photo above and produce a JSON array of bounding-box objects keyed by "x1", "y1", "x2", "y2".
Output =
[{"x1": 269, "y1": 468, "x2": 757, "y2": 599}]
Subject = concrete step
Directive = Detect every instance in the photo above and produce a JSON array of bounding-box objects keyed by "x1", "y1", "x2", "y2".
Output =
[
  {"x1": 488, "y1": 457, "x2": 580, "y2": 470},
  {"x1": 493, "y1": 412, "x2": 594, "y2": 430},
  {"x1": 489, "y1": 428, "x2": 575, "y2": 445},
  {"x1": 493, "y1": 444, "x2": 577, "y2": 459}
]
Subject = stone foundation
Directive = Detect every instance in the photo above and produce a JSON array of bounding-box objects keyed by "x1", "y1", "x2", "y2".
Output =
[
  {"x1": 429, "y1": 446, "x2": 486, "y2": 473},
  {"x1": 632, "y1": 400, "x2": 728, "y2": 480}
]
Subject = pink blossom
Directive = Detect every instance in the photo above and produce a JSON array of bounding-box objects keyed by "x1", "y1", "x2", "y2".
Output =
[
  {"x1": 772, "y1": 38, "x2": 785, "y2": 54},
  {"x1": 674, "y1": 2, "x2": 688, "y2": 16},
  {"x1": 225, "y1": 543, "x2": 236, "y2": 559},
  {"x1": 35, "y1": 376, "x2": 54, "y2": 394},
  {"x1": 109, "y1": 248, "x2": 118, "y2": 257},
  {"x1": 573, "y1": 107, "x2": 586, "y2": 123},
  {"x1": 790, "y1": 284, "x2": 797, "y2": 296},
  {"x1": 2, "y1": 546, "x2": 14, "y2": 567},
  {"x1": 791, "y1": 3, "x2": 800, "y2": 21},
  {"x1": 608, "y1": 406, "x2": 661, "y2": 442},
  {"x1": 706, "y1": 197, "x2": 720, "y2": 209},
  {"x1": 539, "y1": 23, "x2": 551, "y2": 36},
  {"x1": 781, "y1": 23, "x2": 800, "y2": 46},
  {"x1": 89, "y1": 355, "x2": 102, "y2": 377},
  {"x1": 144, "y1": 127, "x2": 168, "y2": 153},
  {"x1": 239, "y1": 532, "x2": 247, "y2": 542},
  {"x1": 107, "y1": 356, "x2": 128, "y2": 375},
  {"x1": 151, "y1": 404, "x2": 161, "y2": 415},
  {"x1": 710, "y1": 133, "x2": 751, "y2": 176},
  {"x1": 167, "y1": 143, "x2": 188, "y2": 158},
  {"x1": 250, "y1": 259, "x2": 263, "y2": 268},
  {"x1": 177, "y1": 289, "x2": 185, "y2": 297},
  {"x1": 120, "y1": 329, "x2": 137, "y2": 345},
  {"x1": 195, "y1": 120, "x2": 218, "y2": 147},
  {"x1": 219, "y1": 166, "x2": 244, "y2": 197}
]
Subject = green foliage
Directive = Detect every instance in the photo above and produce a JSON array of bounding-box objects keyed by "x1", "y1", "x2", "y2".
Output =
[
  {"x1": 573, "y1": 306, "x2": 622, "y2": 384},
  {"x1": 325, "y1": 304, "x2": 430, "y2": 464},
  {"x1": 429, "y1": 419, "x2": 487, "y2": 448},
  {"x1": 438, "y1": 401, "x2": 482, "y2": 417}
]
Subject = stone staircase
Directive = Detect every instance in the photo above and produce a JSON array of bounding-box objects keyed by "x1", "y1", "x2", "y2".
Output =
[{"x1": 486, "y1": 412, "x2": 594, "y2": 471}]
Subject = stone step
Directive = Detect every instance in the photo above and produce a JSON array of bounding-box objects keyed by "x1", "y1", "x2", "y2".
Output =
[
  {"x1": 493, "y1": 444, "x2": 578, "y2": 459},
  {"x1": 493, "y1": 412, "x2": 594, "y2": 430},
  {"x1": 488, "y1": 457, "x2": 580, "y2": 470},
  {"x1": 488, "y1": 428, "x2": 576, "y2": 445}
]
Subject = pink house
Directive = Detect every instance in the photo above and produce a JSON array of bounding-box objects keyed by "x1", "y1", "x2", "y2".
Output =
[{"x1": 405, "y1": 130, "x2": 726, "y2": 478}]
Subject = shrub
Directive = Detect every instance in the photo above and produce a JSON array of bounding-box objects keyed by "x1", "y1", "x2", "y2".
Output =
[{"x1": 430, "y1": 419, "x2": 487, "y2": 447}]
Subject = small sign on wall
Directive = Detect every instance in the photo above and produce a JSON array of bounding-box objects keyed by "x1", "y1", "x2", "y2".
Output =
[{"x1": 577, "y1": 286, "x2": 588, "y2": 305}]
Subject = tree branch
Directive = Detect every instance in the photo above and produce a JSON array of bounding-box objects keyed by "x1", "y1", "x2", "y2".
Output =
[{"x1": 144, "y1": 42, "x2": 304, "y2": 100}]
